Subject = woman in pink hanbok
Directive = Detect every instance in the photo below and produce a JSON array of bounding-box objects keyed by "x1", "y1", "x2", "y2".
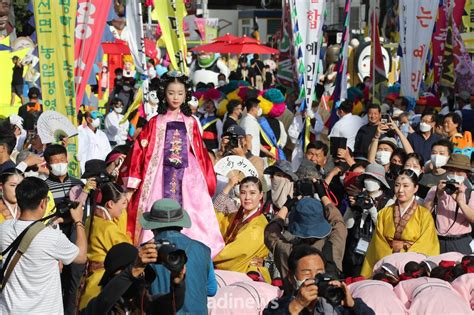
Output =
[{"x1": 121, "y1": 71, "x2": 224, "y2": 256}]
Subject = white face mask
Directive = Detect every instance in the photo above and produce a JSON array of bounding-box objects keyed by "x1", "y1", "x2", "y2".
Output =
[
  {"x1": 419, "y1": 122, "x2": 432, "y2": 133},
  {"x1": 364, "y1": 178, "x2": 381, "y2": 192},
  {"x1": 50, "y1": 163, "x2": 68, "y2": 177},
  {"x1": 294, "y1": 276, "x2": 307, "y2": 290},
  {"x1": 257, "y1": 107, "x2": 263, "y2": 117},
  {"x1": 375, "y1": 151, "x2": 391, "y2": 165},
  {"x1": 114, "y1": 107, "x2": 123, "y2": 114},
  {"x1": 446, "y1": 173, "x2": 465, "y2": 185},
  {"x1": 431, "y1": 154, "x2": 449, "y2": 168},
  {"x1": 393, "y1": 108, "x2": 404, "y2": 117},
  {"x1": 218, "y1": 80, "x2": 226, "y2": 87},
  {"x1": 24, "y1": 171, "x2": 48, "y2": 180},
  {"x1": 405, "y1": 167, "x2": 421, "y2": 177},
  {"x1": 91, "y1": 118, "x2": 101, "y2": 128}
]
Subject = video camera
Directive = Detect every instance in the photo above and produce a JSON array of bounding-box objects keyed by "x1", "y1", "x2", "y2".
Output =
[
  {"x1": 156, "y1": 240, "x2": 187, "y2": 273},
  {"x1": 444, "y1": 179, "x2": 458, "y2": 195},
  {"x1": 314, "y1": 273, "x2": 345, "y2": 306},
  {"x1": 353, "y1": 191, "x2": 374, "y2": 210}
]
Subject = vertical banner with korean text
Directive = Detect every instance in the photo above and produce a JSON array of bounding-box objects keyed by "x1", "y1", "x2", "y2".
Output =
[
  {"x1": 74, "y1": 0, "x2": 113, "y2": 109},
  {"x1": 154, "y1": 0, "x2": 188, "y2": 73},
  {"x1": 34, "y1": 0, "x2": 80, "y2": 176},
  {"x1": 126, "y1": 0, "x2": 147, "y2": 74},
  {"x1": 399, "y1": 0, "x2": 438, "y2": 99},
  {"x1": 294, "y1": 0, "x2": 326, "y2": 108}
]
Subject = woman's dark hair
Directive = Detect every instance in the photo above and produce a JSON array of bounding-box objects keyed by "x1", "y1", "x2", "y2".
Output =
[
  {"x1": 404, "y1": 153, "x2": 424, "y2": 168},
  {"x1": 349, "y1": 161, "x2": 369, "y2": 171},
  {"x1": 404, "y1": 261, "x2": 426, "y2": 278},
  {"x1": 98, "y1": 183, "x2": 125, "y2": 207},
  {"x1": 227, "y1": 99, "x2": 242, "y2": 114},
  {"x1": 157, "y1": 72, "x2": 193, "y2": 117},
  {"x1": 16, "y1": 177, "x2": 49, "y2": 211},
  {"x1": 397, "y1": 169, "x2": 419, "y2": 186},
  {"x1": 444, "y1": 112, "x2": 462, "y2": 131},
  {"x1": 0, "y1": 168, "x2": 23, "y2": 184},
  {"x1": 239, "y1": 176, "x2": 262, "y2": 192},
  {"x1": 43, "y1": 144, "x2": 67, "y2": 164},
  {"x1": 391, "y1": 148, "x2": 408, "y2": 165},
  {"x1": 288, "y1": 245, "x2": 325, "y2": 275}
]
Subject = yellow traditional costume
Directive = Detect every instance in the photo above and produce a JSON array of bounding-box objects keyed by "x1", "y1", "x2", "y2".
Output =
[
  {"x1": 79, "y1": 211, "x2": 131, "y2": 309},
  {"x1": 361, "y1": 203, "x2": 440, "y2": 278},
  {"x1": 213, "y1": 210, "x2": 271, "y2": 282}
]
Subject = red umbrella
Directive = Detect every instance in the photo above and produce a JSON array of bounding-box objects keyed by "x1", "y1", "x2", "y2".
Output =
[
  {"x1": 213, "y1": 33, "x2": 239, "y2": 43},
  {"x1": 230, "y1": 36, "x2": 259, "y2": 44},
  {"x1": 189, "y1": 42, "x2": 225, "y2": 52},
  {"x1": 219, "y1": 43, "x2": 279, "y2": 54}
]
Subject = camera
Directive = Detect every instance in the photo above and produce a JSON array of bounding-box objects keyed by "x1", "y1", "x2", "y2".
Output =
[
  {"x1": 381, "y1": 114, "x2": 390, "y2": 124},
  {"x1": 56, "y1": 198, "x2": 79, "y2": 218},
  {"x1": 353, "y1": 191, "x2": 374, "y2": 210},
  {"x1": 294, "y1": 179, "x2": 316, "y2": 197},
  {"x1": 95, "y1": 172, "x2": 111, "y2": 185},
  {"x1": 156, "y1": 240, "x2": 187, "y2": 273},
  {"x1": 444, "y1": 179, "x2": 458, "y2": 195},
  {"x1": 314, "y1": 273, "x2": 345, "y2": 306}
]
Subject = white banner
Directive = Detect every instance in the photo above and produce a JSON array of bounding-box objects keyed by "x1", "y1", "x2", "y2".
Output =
[
  {"x1": 126, "y1": 0, "x2": 146, "y2": 74},
  {"x1": 399, "y1": 0, "x2": 438, "y2": 99},
  {"x1": 295, "y1": 0, "x2": 326, "y2": 107}
]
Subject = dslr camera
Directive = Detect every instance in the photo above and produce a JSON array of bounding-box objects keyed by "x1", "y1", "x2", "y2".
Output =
[
  {"x1": 95, "y1": 172, "x2": 111, "y2": 185},
  {"x1": 56, "y1": 198, "x2": 79, "y2": 218},
  {"x1": 353, "y1": 191, "x2": 374, "y2": 210},
  {"x1": 444, "y1": 179, "x2": 458, "y2": 195},
  {"x1": 155, "y1": 240, "x2": 187, "y2": 273},
  {"x1": 314, "y1": 273, "x2": 345, "y2": 306},
  {"x1": 294, "y1": 179, "x2": 316, "y2": 197}
]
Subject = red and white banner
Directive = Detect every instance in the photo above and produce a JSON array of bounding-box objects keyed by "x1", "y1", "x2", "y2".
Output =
[
  {"x1": 399, "y1": 0, "x2": 439, "y2": 99},
  {"x1": 74, "y1": 0, "x2": 113, "y2": 109}
]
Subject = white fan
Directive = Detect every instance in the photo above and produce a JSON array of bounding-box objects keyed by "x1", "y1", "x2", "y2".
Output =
[{"x1": 36, "y1": 111, "x2": 78, "y2": 144}]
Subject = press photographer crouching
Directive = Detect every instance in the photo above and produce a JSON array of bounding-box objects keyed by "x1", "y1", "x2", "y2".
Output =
[
  {"x1": 343, "y1": 163, "x2": 394, "y2": 276},
  {"x1": 81, "y1": 242, "x2": 185, "y2": 315},
  {"x1": 141, "y1": 198, "x2": 217, "y2": 315},
  {"x1": 424, "y1": 154, "x2": 474, "y2": 254},
  {"x1": 263, "y1": 245, "x2": 374, "y2": 315},
  {"x1": 264, "y1": 165, "x2": 347, "y2": 279}
]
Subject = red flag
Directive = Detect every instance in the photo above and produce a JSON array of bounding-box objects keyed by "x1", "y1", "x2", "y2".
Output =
[{"x1": 370, "y1": 11, "x2": 387, "y2": 83}]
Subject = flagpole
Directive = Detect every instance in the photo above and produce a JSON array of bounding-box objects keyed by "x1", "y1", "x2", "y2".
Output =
[{"x1": 371, "y1": 0, "x2": 376, "y2": 104}]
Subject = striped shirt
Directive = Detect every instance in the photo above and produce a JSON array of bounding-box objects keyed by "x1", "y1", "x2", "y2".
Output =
[
  {"x1": 45, "y1": 175, "x2": 83, "y2": 205},
  {"x1": 0, "y1": 219, "x2": 78, "y2": 314}
]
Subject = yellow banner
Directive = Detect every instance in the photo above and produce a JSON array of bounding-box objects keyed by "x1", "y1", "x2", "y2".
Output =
[
  {"x1": 34, "y1": 0, "x2": 80, "y2": 176},
  {"x1": 154, "y1": 0, "x2": 188, "y2": 73}
]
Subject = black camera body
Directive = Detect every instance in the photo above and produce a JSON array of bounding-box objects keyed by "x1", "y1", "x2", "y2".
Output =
[
  {"x1": 56, "y1": 198, "x2": 79, "y2": 218},
  {"x1": 314, "y1": 273, "x2": 345, "y2": 306},
  {"x1": 95, "y1": 172, "x2": 111, "y2": 185},
  {"x1": 444, "y1": 179, "x2": 458, "y2": 195},
  {"x1": 294, "y1": 179, "x2": 316, "y2": 197},
  {"x1": 155, "y1": 239, "x2": 187, "y2": 273},
  {"x1": 353, "y1": 191, "x2": 374, "y2": 210}
]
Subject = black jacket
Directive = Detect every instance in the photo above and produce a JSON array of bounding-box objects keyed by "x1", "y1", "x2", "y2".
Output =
[{"x1": 353, "y1": 124, "x2": 377, "y2": 158}]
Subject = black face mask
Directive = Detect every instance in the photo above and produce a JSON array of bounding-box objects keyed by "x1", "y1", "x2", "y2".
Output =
[{"x1": 238, "y1": 113, "x2": 243, "y2": 119}]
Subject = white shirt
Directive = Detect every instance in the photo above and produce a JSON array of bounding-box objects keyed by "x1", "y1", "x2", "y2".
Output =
[
  {"x1": 239, "y1": 113, "x2": 261, "y2": 156},
  {"x1": 77, "y1": 125, "x2": 112, "y2": 173},
  {"x1": 329, "y1": 113, "x2": 365, "y2": 151},
  {"x1": 104, "y1": 111, "x2": 130, "y2": 145},
  {"x1": 0, "y1": 220, "x2": 79, "y2": 314}
]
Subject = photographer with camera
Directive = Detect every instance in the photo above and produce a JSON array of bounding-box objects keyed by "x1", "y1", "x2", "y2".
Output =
[
  {"x1": 424, "y1": 154, "x2": 474, "y2": 255},
  {"x1": 81, "y1": 242, "x2": 186, "y2": 315},
  {"x1": 140, "y1": 198, "x2": 217, "y2": 314},
  {"x1": 0, "y1": 177, "x2": 87, "y2": 314},
  {"x1": 263, "y1": 245, "x2": 374, "y2": 315},
  {"x1": 264, "y1": 172, "x2": 347, "y2": 279},
  {"x1": 343, "y1": 164, "x2": 394, "y2": 277},
  {"x1": 79, "y1": 182, "x2": 131, "y2": 310}
]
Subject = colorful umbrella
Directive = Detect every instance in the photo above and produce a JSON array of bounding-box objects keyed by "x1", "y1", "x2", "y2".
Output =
[
  {"x1": 213, "y1": 33, "x2": 239, "y2": 43},
  {"x1": 218, "y1": 43, "x2": 279, "y2": 54}
]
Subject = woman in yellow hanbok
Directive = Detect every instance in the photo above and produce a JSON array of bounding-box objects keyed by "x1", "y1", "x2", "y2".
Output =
[
  {"x1": 213, "y1": 176, "x2": 270, "y2": 282},
  {"x1": 79, "y1": 182, "x2": 131, "y2": 310},
  {"x1": 361, "y1": 170, "x2": 440, "y2": 278}
]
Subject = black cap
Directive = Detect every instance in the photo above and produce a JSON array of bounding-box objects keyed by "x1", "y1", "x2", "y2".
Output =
[
  {"x1": 223, "y1": 125, "x2": 245, "y2": 137},
  {"x1": 99, "y1": 243, "x2": 137, "y2": 286},
  {"x1": 81, "y1": 159, "x2": 108, "y2": 179}
]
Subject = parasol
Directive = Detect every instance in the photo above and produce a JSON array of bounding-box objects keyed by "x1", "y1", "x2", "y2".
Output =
[{"x1": 36, "y1": 111, "x2": 78, "y2": 144}]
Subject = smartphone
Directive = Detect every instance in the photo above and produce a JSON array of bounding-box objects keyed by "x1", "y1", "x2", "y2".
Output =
[{"x1": 381, "y1": 114, "x2": 390, "y2": 124}]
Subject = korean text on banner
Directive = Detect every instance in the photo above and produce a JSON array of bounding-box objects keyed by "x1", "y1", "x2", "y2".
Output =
[
  {"x1": 399, "y1": 0, "x2": 439, "y2": 99},
  {"x1": 74, "y1": 0, "x2": 113, "y2": 110},
  {"x1": 294, "y1": 0, "x2": 326, "y2": 107},
  {"x1": 34, "y1": 0, "x2": 80, "y2": 177},
  {"x1": 154, "y1": 0, "x2": 188, "y2": 73}
]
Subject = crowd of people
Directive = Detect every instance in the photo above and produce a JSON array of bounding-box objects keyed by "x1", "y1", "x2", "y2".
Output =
[{"x1": 0, "y1": 49, "x2": 473, "y2": 315}]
